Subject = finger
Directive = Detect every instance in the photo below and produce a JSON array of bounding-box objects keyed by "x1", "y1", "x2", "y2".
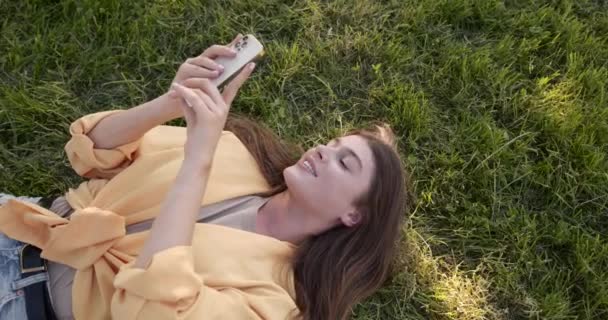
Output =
[
  {"x1": 195, "y1": 89, "x2": 218, "y2": 113},
  {"x1": 222, "y1": 62, "x2": 256, "y2": 105},
  {"x1": 197, "y1": 78, "x2": 225, "y2": 107},
  {"x1": 172, "y1": 83, "x2": 208, "y2": 112},
  {"x1": 227, "y1": 34, "x2": 243, "y2": 47},
  {"x1": 181, "y1": 78, "x2": 224, "y2": 106},
  {"x1": 172, "y1": 87, "x2": 197, "y2": 124},
  {"x1": 202, "y1": 44, "x2": 237, "y2": 59},
  {"x1": 181, "y1": 78, "x2": 210, "y2": 89},
  {"x1": 178, "y1": 97, "x2": 196, "y2": 123},
  {"x1": 169, "y1": 86, "x2": 191, "y2": 106},
  {"x1": 186, "y1": 56, "x2": 224, "y2": 73},
  {"x1": 181, "y1": 63, "x2": 220, "y2": 79}
]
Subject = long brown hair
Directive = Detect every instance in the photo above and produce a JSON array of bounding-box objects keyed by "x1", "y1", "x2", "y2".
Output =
[{"x1": 225, "y1": 113, "x2": 413, "y2": 320}]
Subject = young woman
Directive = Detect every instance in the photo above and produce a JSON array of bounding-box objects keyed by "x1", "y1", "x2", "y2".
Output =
[{"x1": 0, "y1": 35, "x2": 412, "y2": 320}]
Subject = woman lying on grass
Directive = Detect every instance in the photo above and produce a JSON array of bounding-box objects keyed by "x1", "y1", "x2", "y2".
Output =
[{"x1": 0, "y1": 34, "x2": 413, "y2": 320}]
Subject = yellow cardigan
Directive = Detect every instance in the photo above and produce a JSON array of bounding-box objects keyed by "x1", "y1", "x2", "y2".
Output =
[{"x1": 0, "y1": 110, "x2": 298, "y2": 320}]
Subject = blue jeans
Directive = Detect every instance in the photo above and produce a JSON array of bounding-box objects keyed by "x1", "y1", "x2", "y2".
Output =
[{"x1": 0, "y1": 231, "x2": 50, "y2": 320}]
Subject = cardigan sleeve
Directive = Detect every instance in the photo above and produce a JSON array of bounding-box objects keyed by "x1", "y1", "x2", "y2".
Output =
[
  {"x1": 111, "y1": 246, "x2": 294, "y2": 320},
  {"x1": 64, "y1": 110, "x2": 188, "y2": 180}
]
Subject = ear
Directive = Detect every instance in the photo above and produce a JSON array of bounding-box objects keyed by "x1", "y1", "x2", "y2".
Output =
[{"x1": 340, "y1": 211, "x2": 362, "y2": 227}]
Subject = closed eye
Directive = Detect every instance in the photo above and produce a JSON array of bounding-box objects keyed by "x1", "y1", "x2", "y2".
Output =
[
  {"x1": 333, "y1": 138, "x2": 363, "y2": 171},
  {"x1": 340, "y1": 158, "x2": 348, "y2": 170}
]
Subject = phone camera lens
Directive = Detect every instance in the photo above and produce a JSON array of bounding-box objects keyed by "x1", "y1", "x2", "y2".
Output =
[{"x1": 243, "y1": 35, "x2": 249, "y2": 41}]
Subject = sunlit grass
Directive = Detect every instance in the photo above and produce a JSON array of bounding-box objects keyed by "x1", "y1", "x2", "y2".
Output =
[{"x1": 2, "y1": 0, "x2": 607, "y2": 319}]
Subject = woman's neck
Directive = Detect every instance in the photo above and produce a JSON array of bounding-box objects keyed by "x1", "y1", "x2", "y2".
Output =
[{"x1": 256, "y1": 190, "x2": 319, "y2": 245}]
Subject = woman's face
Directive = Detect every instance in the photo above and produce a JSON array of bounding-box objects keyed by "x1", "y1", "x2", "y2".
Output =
[{"x1": 283, "y1": 134, "x2": 375, "y2": 227}]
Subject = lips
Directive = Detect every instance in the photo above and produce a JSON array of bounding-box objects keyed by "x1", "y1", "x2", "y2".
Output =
[{"x1": 301, "y1": 155, "x2": 318, "y2": 177}]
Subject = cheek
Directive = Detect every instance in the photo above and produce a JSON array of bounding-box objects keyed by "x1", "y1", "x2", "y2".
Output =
[
  {"x1": 283, "y1": 165, "x2": 348, "y2": 209},
  {"x1": 285, "y1": 163, "x2": 366, "y2": 204},
  {"x1": 323, "y1": 170, "x2": 367, "y2": 205}
]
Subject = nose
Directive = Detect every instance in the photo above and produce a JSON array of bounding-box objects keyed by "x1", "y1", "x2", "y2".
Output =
[{"x1": 314, "y1": 144, "x2": 336, "y2": 162}]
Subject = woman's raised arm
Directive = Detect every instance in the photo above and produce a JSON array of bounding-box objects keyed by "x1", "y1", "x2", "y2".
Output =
[
  {"x1": 86, "y1": 94, "x2": 180, "y2": 149},
  {"x1": 87, "y1": 36, "x2": 240, "y2": 150},
  {"x1": 133, "y1": 63, "x2": 254, "y2": 269}
]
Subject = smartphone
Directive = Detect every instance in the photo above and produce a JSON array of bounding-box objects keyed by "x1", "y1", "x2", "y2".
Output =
[{"x1": 211, "y1": 34, "x2": 265, "y2": 89}]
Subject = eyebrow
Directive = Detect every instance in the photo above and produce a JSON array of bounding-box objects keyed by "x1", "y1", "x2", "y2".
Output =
[{"x1": 335, "y1": 138, "x2": 363, "y2": 170}]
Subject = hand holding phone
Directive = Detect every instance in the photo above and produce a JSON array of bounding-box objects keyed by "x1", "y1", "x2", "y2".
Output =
[
  {"x1": 210, "y1": 34, "x2": 265, "y2": 88},
  {"x1": 169, "y1": 34, "x2": 264, "y2": 108}
]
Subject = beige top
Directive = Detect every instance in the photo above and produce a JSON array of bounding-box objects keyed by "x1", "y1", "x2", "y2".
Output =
[{"x1": 47, "y1": 194, "x2": 270, "y2": 320}]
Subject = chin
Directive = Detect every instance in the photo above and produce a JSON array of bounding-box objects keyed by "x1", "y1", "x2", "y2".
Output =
[
  {"x1": 283, "y1": 165, "x2": 311, "y2": 203},
  {"x1": 283, "y1": 165, "x2": 299, "y2": 190}
]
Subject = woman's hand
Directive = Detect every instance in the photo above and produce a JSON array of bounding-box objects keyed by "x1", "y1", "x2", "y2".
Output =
[
  {"x1": 169, "y1": 62, "x2": 256, "y2": 163},
  {"x1": 165, "y1": 34, "x2": 243, "y2": 118},
  {"x1": 171, "y1": 34, "x2": 242, "y2": 86}
]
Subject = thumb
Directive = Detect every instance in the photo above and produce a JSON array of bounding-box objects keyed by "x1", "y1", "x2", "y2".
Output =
[
  {"x1": 172, "y1": 85, "x2": 196, "y2": 123},
  {"x1": 222, "y1": 63, "x2": 256, "y2": 105},
  {"x1": 180, "y1": 101, "x2": 198, "y2": 131}
]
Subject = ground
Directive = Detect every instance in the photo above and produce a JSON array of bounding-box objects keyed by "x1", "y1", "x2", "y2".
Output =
[{"x1": 1, "y1": 0, "x2": 607, "y2": 319}]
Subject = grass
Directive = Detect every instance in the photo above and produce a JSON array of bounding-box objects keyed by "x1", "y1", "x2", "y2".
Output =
[{"x1": 1, "y1": 0, "x2": 607, "y2": 319}]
